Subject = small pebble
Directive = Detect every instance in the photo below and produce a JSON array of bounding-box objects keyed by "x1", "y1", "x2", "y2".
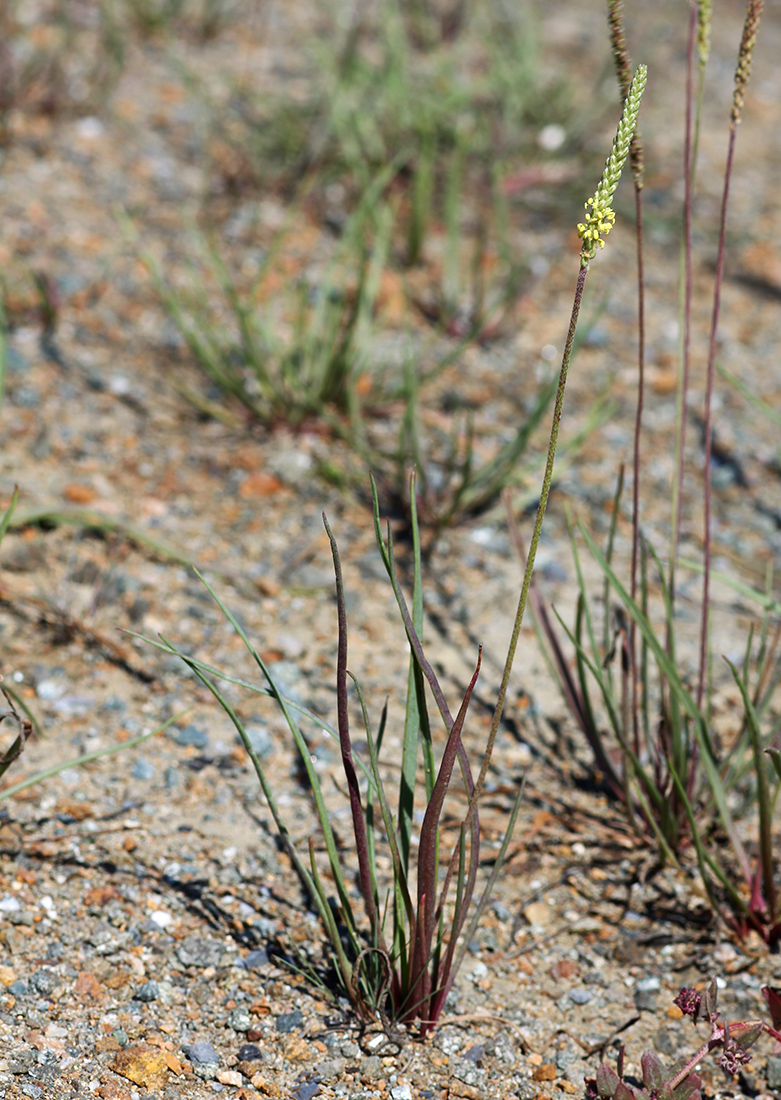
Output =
[
  {"x1": 36, "y1": 680, "x2": 65, "y2": 702},
  {"x1": 635, "y1": 975, "x2": 661, "y2": 1011},
  {"x1": 170, "y1": 724, "x2": 210, "y2": 749},
  {"x1": 244, "y1": 723, "x2": 274, "y2": 759},
  {"x1": 186, "y1": 1040, "x2": 219, "y2": 1064},
  {"x1": 131, "y1": 758, "x2": 156, "y2": 781},
  {"x1": 217, "y1": 1069, "x2": 243, "y2": 1086},
  {"x1": 568, "y1": 988, "x2": 592, "y2": 1005},
  {"x1": 227, "y1": 1008, "x2": 251, "y2": 1031},
  {"x1": 31, "y1": 970, "x2": 57, "y2": 996},
  {"x1": 276, "y1": 1009, "x2": 303, "y2": 1033},
  {"x1": 361, "y1": 1055, "x2": 381, "y2": 1078},
  {"x1": 134, "y1": 980, "x2": 159, "y2": 1002},
  {"x1": 243, "y1": 948, "x2": 270, "y2": 970},
  {"x1": 766, "y1": 1055, "x2": 781, "y2": 1089},
  {"x1": 292, "y1": 1085, "x2": 319, "y2": 1100},
  {"x1": 176, "y1": 936, "x2": 223, "y2": 968},
  {"x1": 53, "y1": 694, "x2": 94, "y2": 717}
]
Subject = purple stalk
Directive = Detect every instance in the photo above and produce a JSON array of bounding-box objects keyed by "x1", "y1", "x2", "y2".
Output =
[
  {"x1": 376, "y1": 513, "x2": 481, "y2": 941},
  {"x1": 607, "y1": 0, "x2": 647, "y2": 763},
  {"x1": 698, "y1": 0, "x2": 764, "y2": 708},
  {"x1": 629, "y1": 181, "x2": 645, "y2": 755},
  {"x1": 407, "y1": 649, "x2": 481, "y2": 1029},
  {"x1": 671, "y1": 3, "x2": 697, "y2": 614},
  {"x1": 324, "y1": 514, "x2": 387, "y2": 956}
]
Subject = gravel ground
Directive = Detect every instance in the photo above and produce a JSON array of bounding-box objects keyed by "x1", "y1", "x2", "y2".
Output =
[{"x1": 1, "y1": 1, "x2": 781, "y2": 1098}]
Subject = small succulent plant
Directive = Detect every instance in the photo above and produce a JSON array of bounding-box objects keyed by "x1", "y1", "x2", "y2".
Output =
[
  {"x1": 587, "y1": 1048, "x2": 702, "y2": 1100},
  {"x1": 586, "y1": 980, "x2": 781, "y2": 1100}
]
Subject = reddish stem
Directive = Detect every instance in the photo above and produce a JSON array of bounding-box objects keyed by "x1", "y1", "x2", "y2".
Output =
[
  {"x1": 671, "y1": 3, "x2": 697, "y2": 611},
  {"x1": 697, "y1": 124, "x2": 737, "y2": 708},
  {"x1": 629, "y1": 181, "x2": 645, "y2": 759}
]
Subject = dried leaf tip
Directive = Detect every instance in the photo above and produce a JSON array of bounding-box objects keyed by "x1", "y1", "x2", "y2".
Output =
[{"x1": 578, "y1": 64, "x2": 647, "y2": 266}]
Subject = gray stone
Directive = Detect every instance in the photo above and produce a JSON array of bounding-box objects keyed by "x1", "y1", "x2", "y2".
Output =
[
  {"x1": 8, "y1": 910, "x2": 34, "y2": 926},
  {"x1": 635, "y1": 975, "x2": 661, "y2": 1011},
  {"x1": 243, "y1": 948, "x2": 269, "y2": 970},
  {"x1": 567, "y1": 987, "x2": 592, "y2": 1005},
  {"x1": 186, "y1": 1041, "x2": 219, "y2": 1065},
  {"x1": 435, "y1": 1028, "x2": 462, "y2": 1056},
  {"x1": 486, "y1": 1031, "x2": 516, "y2": 1067},
  {"x1": 451, "y1": 1057, "x2": 484, "y2": 1088},
  {"x1": 360, "y1": 1055, "x2": 381, "y2": 1078},
  {"x1": 555, "y1": 1039, "x2": 579, "y2": 1070},
  {"x1": 492, "y1": 901, "x2": 513, "y2": 922},
  {"x1": 654, "y1": 1027, "x2": 678, "y2": 1056},
  {"x1": 515, "y1": 1078, "x2": 540, "y2": 1100},
  {"x1": 192, "y1": 1061, "x2": 219, "y2": 1080},
  {"x1": 176, "y1": 936, "x2": 224, "y2": 968},
  {"x1": 766, "y1": 1055, "x2": 781, "y2": 1089},
  {"x1": 170, "y1": 724, "x2": 210, "y2": 749},
  {"x1": 227, "y1": 1008, "x2": 251, "y2": 1032},
  {"x1": 131, "y1": 757, "x2": 156, "y2": 781},
  {"x1": 266, "y1": 661, "x2": 305, "y2": 703},
  {"x1": 30, "y1": 969, "x2": 57, "y2": 996},
  {"x1": 275, "y1": 1009, "x2": 303, "y2": 1033},
  {"x1": 316, "y1": 1057, "x2": 345, "y2": 1081},
  {"x1": 134, "y1": 980, "x2": 159, "y2": 1002},
  {"x1": 244, "y1": 723, "x2": 273, "y2": 760},
  {"x1": 8, "y1": 1048, "x2": 36, "y2": 1074}
]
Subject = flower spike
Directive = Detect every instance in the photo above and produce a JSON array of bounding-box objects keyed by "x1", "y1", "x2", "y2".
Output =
[{"x1": 578, "y1": 63, "x2": 647, "y2": 266}]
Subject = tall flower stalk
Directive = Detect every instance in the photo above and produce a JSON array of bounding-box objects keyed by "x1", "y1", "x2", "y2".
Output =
[
  {"x1": 698, "y1": 0, "x2": 764, "y2": 707},
  {"x1": 463, "y1": 63, "x2": 648, "y2": 840},
  {"x1": 607, "y1": 0, "x2": 646, "y2": 758}
]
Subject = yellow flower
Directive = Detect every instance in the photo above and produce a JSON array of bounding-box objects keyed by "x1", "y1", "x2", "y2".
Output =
[
  {"x1": 578, "y1": 64, "x2": 646, "y2": 266},
  {"x1": 577, "y1": 199, "x2": 616, "y2": 253}
]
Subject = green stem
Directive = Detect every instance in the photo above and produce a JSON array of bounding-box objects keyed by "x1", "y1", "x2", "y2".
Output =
[{"x1": 461, "y1": 261, "x2": 590, "y2": 824}]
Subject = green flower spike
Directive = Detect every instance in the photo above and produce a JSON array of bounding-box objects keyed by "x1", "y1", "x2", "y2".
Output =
[
  {"x1": 697, "y1": 0, "x2": 713, "y2": 71},
  {"x1": 578, "y1": 63, "x2": 647, "y2": 267}
]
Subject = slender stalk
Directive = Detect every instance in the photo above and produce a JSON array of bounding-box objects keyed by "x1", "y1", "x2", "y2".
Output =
[
  {"x1": 466, "y1": 262, "x2": 589, "y2": 823},
  {"x1": 456, "y1": 62, "x2": 647, "y2": 852},
  {"x1": 629, "y1": 184, "x2": 645, "y2": 752},
  {"x1": 607, "y1": 2, "x2": 646, "y2": 758},
  {"x1": 698, "y1": 0, "x2": 764, "y2": 707},
  {"x1": 670, "y1": 3, "x2": 698, "y2": 611}
]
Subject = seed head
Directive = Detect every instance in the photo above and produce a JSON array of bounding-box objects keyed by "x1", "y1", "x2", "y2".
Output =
[
  {"x1": 732, "y1": 0, "x2": 764, "y2": 126},
  {"x1": 607, "y1": 0, "x2": 644, "y2": 186},
  {"x1": 578, "y1": 64, "x2": 647, "y2": 266},
  {"x1": 697, "y1": 0, "x2": 713, "y2": 70}
]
